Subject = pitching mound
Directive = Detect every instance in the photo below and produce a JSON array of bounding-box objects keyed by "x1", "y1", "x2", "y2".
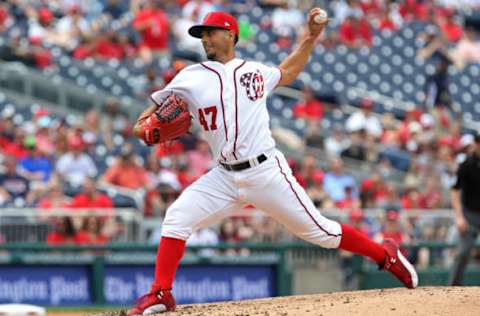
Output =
[{"x1": 91, "y1": 286, "x2": 479, "y2": 316}]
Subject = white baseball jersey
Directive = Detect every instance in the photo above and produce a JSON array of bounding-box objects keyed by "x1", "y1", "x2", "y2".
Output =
[
  {"x1": 151, "y1": 58, "x2": 342, "y2": 249},
  {"x1": 151, "y1": 58, "x2": 281, "y2": 162}
]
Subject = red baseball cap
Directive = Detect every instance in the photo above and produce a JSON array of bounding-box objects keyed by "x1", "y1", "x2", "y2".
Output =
[
  {"x1": 188, "y1": 11, "x2": 239, "y2": 41},
  {"x1": 38, "y1": 8, "x2": 53, "y2": 24}
]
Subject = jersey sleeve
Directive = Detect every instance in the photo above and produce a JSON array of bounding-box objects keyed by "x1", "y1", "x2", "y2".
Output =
[
  {"x1": 257, "y1": 63, "x2": 282, "y2": 95},
  {"x1": 150, "y1": 67, "x2": 195, "y2": 108}
]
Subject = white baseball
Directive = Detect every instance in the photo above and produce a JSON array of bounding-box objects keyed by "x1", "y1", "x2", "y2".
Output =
[{"x1": 313, "y1": 9, "x2": 328, "y2": 24}]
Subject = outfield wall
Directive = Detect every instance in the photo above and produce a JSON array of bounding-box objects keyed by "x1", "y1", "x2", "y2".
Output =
[{"x1": 0, "y1": 243, "x2": 479, "y2": 306}]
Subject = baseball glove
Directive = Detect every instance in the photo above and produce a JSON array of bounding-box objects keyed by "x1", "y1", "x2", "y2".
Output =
[{"x1": 141, "y1": 93, "x2": 191, "y2": 145}]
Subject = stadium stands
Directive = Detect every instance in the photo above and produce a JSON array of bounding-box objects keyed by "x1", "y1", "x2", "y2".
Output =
[{"x1": 0, "y1": 0, "x2": 479, "y2": 250}]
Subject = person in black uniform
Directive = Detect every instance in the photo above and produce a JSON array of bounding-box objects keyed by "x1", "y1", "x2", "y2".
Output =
[{"x1": 449, "y1": 134, "x2": 480, "y2": 285}]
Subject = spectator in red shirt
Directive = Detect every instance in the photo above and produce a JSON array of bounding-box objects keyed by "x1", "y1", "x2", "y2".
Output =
[
  {"x1": 46, "y1": 216, "x2": 77, "y2": 245},
  {"x1": 133, "y1": 0, "x2": 170, "y2": 63},
  {"x1": 75, "y1": 216, "x2": 109, "y2": 245},
  {"x1": 293, "y1": 86, "x2": 324, "y2": 121},
  {"x1": 1, "y1": 131, "x2": 28, "y2": 159},
  {"x1": 439, "y1": 13, "x2": 463, "y2": 43},
  {"x1": 37, "y1": 180, "x2": 70, "y2": 209},
  {"x1": 419, "y1": 178, "x2": 443, "y2": 209},
  {"x1": 29, "y1": 37, "x2": 52, "y2": 69},
  {"x1": 69, "y1": 177, "x2": 113, "y2": 210},
  {"x1": 294, "y1": 154, "x2": 321, "y2": 188},
  {"x1": 101, "y1": 145, "x2": 149, "y2": 190},
  {"x1": 378, "y1": 11, "x2": 397, "y2": 32},
  {"x1": 374, "y1": 210, "x2": 409, "y2": 251},
  {"x1": 401, "y1": 188, "x2": 422, "y2": 209},
  {"x1": 73, "y1": 36, "x2": 95, "y2": 60},
  {"x1": 339, "y1": 15, "x2": 372, "y2": 48},
  {"x1": 94, "y1": 31, "x2": 124, "y2": 60},
  {"x1": 360, "y1": 0, "x2": 383, "y2": 18},
  {"x1": 1, "y1": 113, "x2": 29, "y2": 158},
  {"x1": 155, "y1": 141, "x2": 185, "y2": 158},
  {"x1": 0, "y1": 3, "x2": 9, "y2": 33},
  {"x1": 376, "y1": 182, "x2": 402, "y2": 210},
  {"x1": 399, "y1": 0, "x2": 429, "y2": 22},
  {"x1": 336, "y1": 186, "x2": 361, "y2": 209}
]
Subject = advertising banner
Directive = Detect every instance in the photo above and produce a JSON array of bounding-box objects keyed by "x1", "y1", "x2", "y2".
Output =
[
  {"x1": 104, "y1": 265, "x2": 276, "y2": 305},
  {"x1": 0, "y1": 264, "x2": 275, "y2": 305},
  {"x1": 0, "y1": 266, "x2": 91, "y2": 305}
]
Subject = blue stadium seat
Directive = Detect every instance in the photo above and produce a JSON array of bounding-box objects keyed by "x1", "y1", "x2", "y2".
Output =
[
  {"x1": 471, "y1": 83, "x2": 480, "y2": 96},
  {"x1": 254, "y1": 51, "x2": 266, "y2": 62},
  {"x1": 380, "y1": 63, "x2": 392, "y2": 75},
  {"x1": 380, "y1": 82, "x2": 392, "y2": 94},
  {"x1": 468, "y1": 64, "x2": 479, "y2": 77},
  {"x1": 393, "y1": 37, "x2": 404, "y2": 48},
  {"x1": 462, "y1": 92, "x2": 473, "y2": 103},
  {"x1": 474, "y1": 103, "x2": 480, "y2": 114},
  {"x1": 311, "y1": 79, "x2": 322, "y2": 91},
  {"x1": 402, "y1": 27, "x2": 415, "y2": 40},
  {"x1": 368, "y1": 54, "x2": 380, "y2": 66},
  {"x1": 83, "y1": 58, "x2": 96, "y2": 69},
  {"x1": 346, "y1": 53, "x2": 357, "y2": 65},
  {"x1": 346, "y1": 73, "x2": 358, "y2": 85},
  {"x1": 415, "y1": 74, "x2": 426, "y2": 86},
  {"x1": 102, "y1": 76, "x2": 114, "y2": 88},
  {"x1": 76, "y1": 75, "x2": 88, "y2": 86}
]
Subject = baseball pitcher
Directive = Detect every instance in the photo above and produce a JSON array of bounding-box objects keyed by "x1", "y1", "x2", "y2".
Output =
[{"x1": 130, "y1": 8, "x2": 418, "y2": 315}]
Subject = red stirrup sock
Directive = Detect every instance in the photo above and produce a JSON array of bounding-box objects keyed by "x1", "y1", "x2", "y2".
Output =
[
  {"x1": 339, "y1": 224, "x2": 386, "y2": 264},
  {"x1": 152, "y1": 237, "x2": 186, "y2": 291}
]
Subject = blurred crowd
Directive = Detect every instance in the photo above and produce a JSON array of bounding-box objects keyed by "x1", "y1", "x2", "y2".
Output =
[
  {"x1": 299, "y1": 93, "x2": 472, "y2": 209},
  {"x1": 0, "y1": 0, "x2": 479, "y2": 249},
  {"x1": 0, "y1": 95, "x2": 466, "y2": 249},
  {"x1": 0, "y1": 0, "x2": 477, "y2": 66}
]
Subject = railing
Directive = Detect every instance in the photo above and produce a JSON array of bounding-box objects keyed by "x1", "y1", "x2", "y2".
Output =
[
  {"x1": 0, "y1": 208, "x2": 142, "y2": 243},
  {"x1": 0, "y1": 208, "x2": 456, "y2": 243}
]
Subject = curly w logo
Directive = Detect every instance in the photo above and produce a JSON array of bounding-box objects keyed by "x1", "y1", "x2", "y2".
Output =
[{"x1": 240, "y1": 70, "x2": 265, "y2": 101}]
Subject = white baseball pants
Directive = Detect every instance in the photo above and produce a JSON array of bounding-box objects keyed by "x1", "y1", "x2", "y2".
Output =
[{"x1": 161, "y1": 149, "x2": 342, "y2": 248}]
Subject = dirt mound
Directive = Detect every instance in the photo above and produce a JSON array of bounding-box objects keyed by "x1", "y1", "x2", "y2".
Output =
[{"x1": 92, "y1": 286, "x2": 479, "y2": 316}]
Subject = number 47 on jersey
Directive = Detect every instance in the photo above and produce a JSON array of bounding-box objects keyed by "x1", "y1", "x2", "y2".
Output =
[{"x1": 198, "y1": 106, "x2": 217, "y2": 131}]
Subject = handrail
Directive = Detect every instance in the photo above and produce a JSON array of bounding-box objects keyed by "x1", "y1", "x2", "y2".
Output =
[
  {"x1": 0, "y1": 207, "x2": 139, "y2": 217},
  {"x1": 0, "y1": 241, "x2": 477, "y2": 252},
  {"x1": 0, "y1": 207, "x2": 455, "y2": 218}
]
